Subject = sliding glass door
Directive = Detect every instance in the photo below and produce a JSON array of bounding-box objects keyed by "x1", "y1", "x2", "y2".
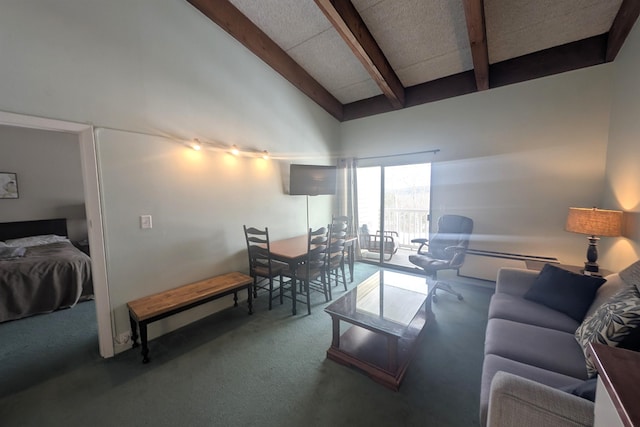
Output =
[{"x1": 357, "y1": 162, "x2": 432, "y2": 269}]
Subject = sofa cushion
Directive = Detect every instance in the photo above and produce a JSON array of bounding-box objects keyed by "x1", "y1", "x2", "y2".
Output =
[
  {"x1": 488, "y1": 293, "x2": 579, "y2": 333},
  {"x1": 485, "y1": 319, "x2": 588, "y2": 379},
  {"x1": 575, "y1": 285, "x2": 640, "y2": 377},
  {"x1": 523, "y1": 264, "x2": 605, "y2": 322},
  {"x1": 480, "y1": 354, "x2": 585, "y2": 427}
]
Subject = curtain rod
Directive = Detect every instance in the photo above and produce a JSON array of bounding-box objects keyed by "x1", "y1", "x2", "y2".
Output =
[{"x1": 356, "y1": 148, "x2": 440, "y2": 161}]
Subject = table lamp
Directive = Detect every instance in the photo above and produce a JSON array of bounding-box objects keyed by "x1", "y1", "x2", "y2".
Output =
[{"x1": 565, "y1": 207, "x2": 623, "y2": 273}]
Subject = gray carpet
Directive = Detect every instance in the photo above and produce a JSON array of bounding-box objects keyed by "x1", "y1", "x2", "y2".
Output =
[{"x1": 0, "y1": 263, "x2": 493, "y2": 427}]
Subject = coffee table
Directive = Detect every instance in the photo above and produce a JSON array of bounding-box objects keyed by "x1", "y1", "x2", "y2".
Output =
[{"x1": 324, "y1": 270, "x2": 434, "y2": 390}]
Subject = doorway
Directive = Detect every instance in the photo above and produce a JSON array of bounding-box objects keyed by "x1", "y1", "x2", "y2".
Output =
[
  {"x1": 0, "y1": 111, "x2": 113, "y2": 358},
  {"x1": 357, "y1": 162, "x2": 432, "y2": 269}
]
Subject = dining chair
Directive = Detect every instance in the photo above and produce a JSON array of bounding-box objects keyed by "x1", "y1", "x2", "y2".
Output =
[
  {"x1": 282, "y1": 226, "x2": 329, "y2": 315},
  {"x1": 332, "y1": 215, "x2": 351, "y2": 235},
  {"x1": 326, "y1": 220, "x2": 348, "y2": 296},
  {"x1": 243, "y1": 225, "x2": 285, "y2": 310}
]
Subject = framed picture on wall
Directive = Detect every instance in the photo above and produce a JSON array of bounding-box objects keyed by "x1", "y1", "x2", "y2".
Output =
[{"x1": 0, "y1": 172, "x2": 19, "y2": 199}]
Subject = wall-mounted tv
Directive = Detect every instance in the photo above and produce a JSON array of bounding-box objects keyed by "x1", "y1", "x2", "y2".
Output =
[{"x1": 289, "y1": 164, "x2": 337, "y2": 196}]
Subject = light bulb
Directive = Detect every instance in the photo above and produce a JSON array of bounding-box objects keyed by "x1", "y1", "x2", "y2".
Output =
[
  {"x1": 262, "y1": 150, "x2": 270, "y2": 160},
  {"x1": 230, "y1": 145, "x2": 240, "y2": 156}
]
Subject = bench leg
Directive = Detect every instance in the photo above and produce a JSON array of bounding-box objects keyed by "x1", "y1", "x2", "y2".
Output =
[
  {"x1": 129, "y1": 312, "x2": 139, "y2": 348},
  {"x1": 140, "y1": 322, "x2": 150, "y2": 364}
]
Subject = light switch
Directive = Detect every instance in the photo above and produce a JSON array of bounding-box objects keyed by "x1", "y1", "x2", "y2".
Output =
[{"x1": 140, "y1": 215, "x2": 152, "y2": 229}]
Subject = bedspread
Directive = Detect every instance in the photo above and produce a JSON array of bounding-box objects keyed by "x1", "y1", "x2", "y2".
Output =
[{"x1": 0, "y1": 242, "x2": 93, "y2": 322}]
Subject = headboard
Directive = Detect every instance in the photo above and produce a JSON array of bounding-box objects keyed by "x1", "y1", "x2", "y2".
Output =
[{"x1": 0, "y1": 218, "x2": 68, "y2": 241}]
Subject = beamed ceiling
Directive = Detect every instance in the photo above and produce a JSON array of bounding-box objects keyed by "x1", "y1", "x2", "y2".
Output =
[{"x1": 186, "y1": 0, "x2": 640, "y2": 121}]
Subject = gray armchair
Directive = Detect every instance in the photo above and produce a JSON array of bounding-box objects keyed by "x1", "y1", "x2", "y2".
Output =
[{"x1": 486, "y1": 372, "x2": 594, "y2": 427}]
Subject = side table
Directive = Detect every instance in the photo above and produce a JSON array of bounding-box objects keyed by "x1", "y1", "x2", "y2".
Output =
[
  {"x1": 73, "y1": 239, "x2": 90, "y2": 256},
  {"x1": 588, "y1": 342, "x2": 640, "y2": 427}
]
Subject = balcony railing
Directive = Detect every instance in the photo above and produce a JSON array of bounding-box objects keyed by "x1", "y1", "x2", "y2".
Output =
[{"x1": 383, "y1": 208, "x2": 430, "y2": 249}]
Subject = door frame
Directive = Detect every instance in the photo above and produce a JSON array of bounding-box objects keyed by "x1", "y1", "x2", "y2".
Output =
[
  {"x1": 356, "y1": 161, "x2": 433, "y2": 269},
  {"x1": 0, "y1": 110, "x2": 114, "y2": 358}
]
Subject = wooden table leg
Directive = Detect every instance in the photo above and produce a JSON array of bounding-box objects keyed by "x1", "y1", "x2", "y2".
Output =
[
  {"x1": 292, "y1": 277, "x2": 297, "y2": 315},
  {"x1": 348, "y1": 244, "x2": 354, "y2": 282},
  {"x1": 388, "y1": 336, "x2": 398, "y2": 372},
  {"x1": 331, "y1": 316, "x2": 340, "y2": 348}
]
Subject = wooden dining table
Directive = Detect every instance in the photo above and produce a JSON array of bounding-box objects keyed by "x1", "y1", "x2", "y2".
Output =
[
  {"x1": 269, "y1": 234, "x2": 357, "y2": 315},
  {"x1": 269, "y1": 235, "x2": 310, "y2": 315}
]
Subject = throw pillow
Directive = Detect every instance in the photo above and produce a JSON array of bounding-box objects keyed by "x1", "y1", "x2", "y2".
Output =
[
  {"x1": 524, "y1": 263, "x2": 606, "y2": 322},
  {"x1": 575, "y1": 285, "x2": 640, "y2": 377},
  {"x1": 559, "y1": 378, "x2": 598, "y2": 402},
  {"x1": 584, "y1": 273, "x2": 627, "y2": 319},
  {"x1": 619, "y1": 259, "x2": 640, "y2": 289}
]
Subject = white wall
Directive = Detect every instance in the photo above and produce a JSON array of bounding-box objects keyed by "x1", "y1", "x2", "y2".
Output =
[
  {"x1": 2, "y1": 0, "x2": 636, "y2": 349},
  {"x1": 0, "y1": 0, "x2": 340, "y2": 347},
  {"x1": 0, "y1": 125, "x2": 87, "y2": 240},
  {"x1": 600, "y1": 20, "x2": 640, "y2": 271},
  {"x1": 342, "y1": 65, "x2": 613, "y2": 268}
]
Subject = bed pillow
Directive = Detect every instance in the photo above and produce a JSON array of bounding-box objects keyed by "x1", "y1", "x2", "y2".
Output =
[
  {"x1": 0, "y1": 246, "x2": 27, "y2": 260},
  {"x1": 524, "y1": 263, "x2": 606, "y2": 322},
  {"x1": 575, "y1": 285, "x2": 640, "y2": 377},
  {"x1": 4, "y1": 234, "x2": 69, "y2": 247},
  {"x1": 0, "y1": 241, "x2": 7, "y2": 248}
]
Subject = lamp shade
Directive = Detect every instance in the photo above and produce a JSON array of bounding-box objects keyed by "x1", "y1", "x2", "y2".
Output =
[{"x1": 565, "y1": 207, "x2": 623, "y2": 237}]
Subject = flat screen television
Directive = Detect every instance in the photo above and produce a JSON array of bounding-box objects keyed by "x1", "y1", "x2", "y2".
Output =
[{"x1": 289, "y1": 164, "x2": 337, "y2": 196}]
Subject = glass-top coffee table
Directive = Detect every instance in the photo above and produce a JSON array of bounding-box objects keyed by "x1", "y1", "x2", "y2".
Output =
[{"x1": 324, "y1": 270, "x2": 434, "y2": 390}]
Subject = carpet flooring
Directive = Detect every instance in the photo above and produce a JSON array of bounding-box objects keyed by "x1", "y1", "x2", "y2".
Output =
[{"x1": 0, "y1": 263, "x2": 493, "y2": 427}]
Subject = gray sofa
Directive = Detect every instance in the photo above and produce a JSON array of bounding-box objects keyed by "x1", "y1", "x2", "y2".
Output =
[{"x1": 480, "y1": 266, "x2": 631, "y2": 427}]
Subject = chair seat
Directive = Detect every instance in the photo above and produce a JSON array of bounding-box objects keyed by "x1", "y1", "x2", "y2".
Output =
[
  {"x1": 253, "y1": 265, "x2": 283, "y2": 277},
  {"x1": 408, "y1": 254, "x2": 450, "y2": 269}
]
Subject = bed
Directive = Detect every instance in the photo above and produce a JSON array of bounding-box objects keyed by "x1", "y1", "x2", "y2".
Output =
[{"x1": 0, "y1": 218, "x2": 93, "y2": 323}]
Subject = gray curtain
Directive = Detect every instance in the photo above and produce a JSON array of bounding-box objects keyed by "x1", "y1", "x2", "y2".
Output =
[{"x1": 337, "y1": 158, "x2": 361, "y2": 257}]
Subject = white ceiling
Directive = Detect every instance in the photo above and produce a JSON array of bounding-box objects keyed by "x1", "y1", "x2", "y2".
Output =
[{"x1": 227, "y1": 0, "x2": 623, "y2": 104}]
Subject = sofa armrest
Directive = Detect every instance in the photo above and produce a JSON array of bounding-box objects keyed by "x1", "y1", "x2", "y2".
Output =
[
  {"x1": 487, "y1": 372, "x2": 594, "y2": 427},
  {"x1": 495, "y1": 268, "x2": 539, "y2": 298}
]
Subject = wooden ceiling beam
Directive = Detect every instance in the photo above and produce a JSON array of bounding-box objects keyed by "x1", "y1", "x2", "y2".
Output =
[
  {"x1": 186, "y1": 0, "x2": 344, "y2": 120},
  {"x1": 343, "y1": 72, "x2": 477, "y2": 121},
  {"x1": 462, "y1": 0, "x2": 490, "y2": 91},
  {"x1": 344, "y1": 35, "x2": 608, "y2": 121},
  {"x1": 490, "y1": 35, "x2": 606, "y2": 88},
  {"x1": 606, "y1": 0, "x2": 640, "y2": 62},
  {"x1": 314, "y1": 0, "x2": 405, "y2": 109}
]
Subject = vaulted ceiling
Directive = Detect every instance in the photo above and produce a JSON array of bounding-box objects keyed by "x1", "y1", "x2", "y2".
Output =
[{"x1": 186, "y1": 0, "x2": 640, "y2": 121}]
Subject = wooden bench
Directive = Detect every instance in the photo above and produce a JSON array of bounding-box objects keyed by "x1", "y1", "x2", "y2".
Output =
[{"x1": 127, "y1": 271, "x2": 253, "y2": 363}]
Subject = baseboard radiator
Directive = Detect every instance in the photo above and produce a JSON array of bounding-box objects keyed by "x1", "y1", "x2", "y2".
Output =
[{"x1": 459, "y1": 249, "x2": 559, "y2": 282}]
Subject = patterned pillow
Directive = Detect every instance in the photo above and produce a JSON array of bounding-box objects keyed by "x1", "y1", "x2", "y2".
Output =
[{"x1": 575, "y1": 285, "x2": 640, "y2": 377}]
